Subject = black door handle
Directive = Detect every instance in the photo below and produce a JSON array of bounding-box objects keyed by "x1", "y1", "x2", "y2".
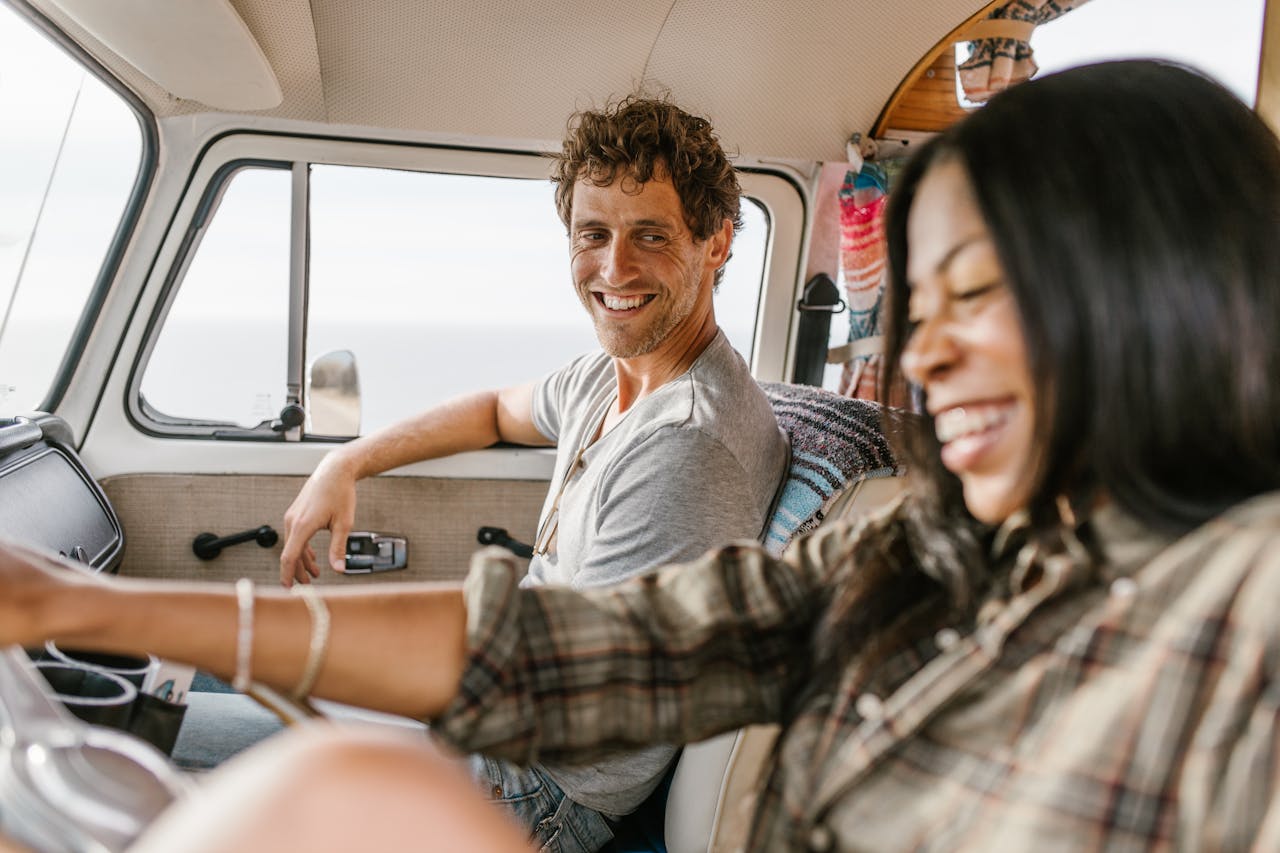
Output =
[
  {"x1": 476, "y1": 526, "x2": 533, "y2": 559},
  {"x1": 193, "y1": 525, "x2": 279, "y2": 560}
]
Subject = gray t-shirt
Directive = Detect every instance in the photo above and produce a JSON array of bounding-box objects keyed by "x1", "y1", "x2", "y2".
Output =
[{"x1": 524, "y1": 330, "x2": 787, "y2": 814}]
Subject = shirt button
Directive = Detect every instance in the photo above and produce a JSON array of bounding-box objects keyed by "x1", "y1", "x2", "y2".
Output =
[
  {"x1": 855, "y1": 692, "x2": 884, "y2": 721},
  {"x1": 1110, "y1": 577, "x2": 1138, "y2": 599},
  {"x1": 934, "y1": 627, "x2": 961, "y2": 651},
  {"x1": 808, "y1": 824, "x2": 835, "y2": 851}
]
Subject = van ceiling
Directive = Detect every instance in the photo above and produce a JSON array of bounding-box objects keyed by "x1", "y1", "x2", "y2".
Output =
[{"x1": 29, "y1": 0, "x2": 988, "y2": 162}]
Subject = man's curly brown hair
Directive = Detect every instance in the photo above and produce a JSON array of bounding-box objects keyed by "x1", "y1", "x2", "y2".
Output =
[{"x1": 551, "y1": 96, "x2": 742, "y2": 283}]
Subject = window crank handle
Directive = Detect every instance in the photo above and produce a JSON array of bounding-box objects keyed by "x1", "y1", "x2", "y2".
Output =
[{"x1": 192, "y1": 525, "x2": 279, "y2": 560}]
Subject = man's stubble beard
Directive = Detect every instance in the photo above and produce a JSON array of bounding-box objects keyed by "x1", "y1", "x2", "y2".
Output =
[{"x1": 586, "y1": 277, "x2": 701, "y2": 359}]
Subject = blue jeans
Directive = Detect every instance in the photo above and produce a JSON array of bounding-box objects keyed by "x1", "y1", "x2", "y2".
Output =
[{"x1": 470, "y1": 755, "x2": 616, "y2": 853}]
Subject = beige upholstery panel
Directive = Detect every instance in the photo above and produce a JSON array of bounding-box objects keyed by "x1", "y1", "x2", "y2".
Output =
[
  {"x1": 310, "y1": 0, "x2": 672, "y2": 140},
  {"x1": 101, "y1": 473, "x2": 546, "y2": 586},
  {"x1": 30, "y1": 0, "x2": 988, "y2": 162},
  {"x1": 710, "y1": 725, "x2": 780, "y2": 853}
]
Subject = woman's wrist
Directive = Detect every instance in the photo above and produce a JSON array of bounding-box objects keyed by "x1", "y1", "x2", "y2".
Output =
[{"x1": 39, "y1": 578, "x2": 118, "y2": 647}]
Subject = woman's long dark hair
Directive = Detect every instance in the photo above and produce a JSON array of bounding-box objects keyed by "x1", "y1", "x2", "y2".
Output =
[{"x1": 818, "y1": 60, "x2": 1280, "y2": 672}]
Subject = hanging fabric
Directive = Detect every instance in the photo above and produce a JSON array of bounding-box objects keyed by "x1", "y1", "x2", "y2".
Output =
[
  {"x1": 833, "y1": 162, "x2": 890, "y2": 399},
  {"x1": 958, "y1": 0, "x2": 1094, "y2": 103}
]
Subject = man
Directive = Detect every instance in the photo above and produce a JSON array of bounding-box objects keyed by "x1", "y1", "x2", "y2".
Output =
[{"x1": 278, "y1": 96, "x2": 787, "y2": 852}]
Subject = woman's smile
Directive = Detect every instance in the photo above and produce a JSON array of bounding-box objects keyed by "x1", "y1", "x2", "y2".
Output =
[{"x1": 933, "y1": 398, "x2": 1020, "y2": 476}]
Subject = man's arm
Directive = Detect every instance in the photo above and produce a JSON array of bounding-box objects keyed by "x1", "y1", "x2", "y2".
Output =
[
  {"x1": 0, "y1": 542, "x2": 468, "y2": 720},
  {"x1": 280, "y1": 382, "x2": 547, "y2": 586}
]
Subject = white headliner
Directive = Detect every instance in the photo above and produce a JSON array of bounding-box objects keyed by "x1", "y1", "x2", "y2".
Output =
[{"x1": 31, "y1": 0, "x2": 987, "y2": 161}]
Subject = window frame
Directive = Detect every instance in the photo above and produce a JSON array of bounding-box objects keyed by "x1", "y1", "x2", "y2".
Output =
[
  {"x1": 127, "y1": 132, "x2": 804, "y2": 440},
  {"x1": 133, "y1": 158, "x2": 293, "y2": 435}
]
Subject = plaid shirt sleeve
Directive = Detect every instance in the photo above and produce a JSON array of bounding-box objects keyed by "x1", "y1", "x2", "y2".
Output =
[{"x1": 430, "y1": 535, "x2": 832, "y2": 764}]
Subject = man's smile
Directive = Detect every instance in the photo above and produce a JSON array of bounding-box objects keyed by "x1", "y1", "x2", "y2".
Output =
[{"x1": 595, "y1": 292, "x2": 656, "y2": 313}]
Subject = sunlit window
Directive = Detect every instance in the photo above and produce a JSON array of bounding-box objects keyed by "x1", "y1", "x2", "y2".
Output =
[
  {"x1": 139, "y1": 162, "x2": 769, "y2": 436},
  {"x1": 141, "y1": 167, "x2": 291, "y2": 428},
  {"x1": 959, "y1": 0, "x2": 1266, "y2": 107},
  {"x1": 0, "y1": 4, "x2": 142, "y2": 415}
]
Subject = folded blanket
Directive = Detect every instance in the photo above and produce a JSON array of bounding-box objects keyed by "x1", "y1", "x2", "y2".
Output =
[{"x1": 760, "y1": 383, "x2": 902, "y2": 554}]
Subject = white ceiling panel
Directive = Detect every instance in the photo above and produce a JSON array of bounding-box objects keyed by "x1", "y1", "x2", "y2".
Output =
[{"x1": 28, "y1": 0, "x2": 991, "y2": 161}]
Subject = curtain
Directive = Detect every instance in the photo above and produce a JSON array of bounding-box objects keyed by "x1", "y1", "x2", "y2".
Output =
[
  {"x1": 835, "y1": 163, "x2": 890, "y2": 399},
  {"x1": 958, "y1": 0, "x2": 1094, "y2": 103}
]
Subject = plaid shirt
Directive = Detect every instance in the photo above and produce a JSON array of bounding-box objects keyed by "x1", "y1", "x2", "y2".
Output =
[{"x1": 434, "y1": 492, "x2": 1280, "y2": 851}]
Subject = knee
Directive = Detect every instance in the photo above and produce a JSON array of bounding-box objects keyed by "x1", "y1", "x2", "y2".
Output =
[
  {"x1": 136, "y1": 725, "x2": 532, "y2": 853},
  {"x1": 258, "y1": 724, "x2": 446, "y2": 793}
]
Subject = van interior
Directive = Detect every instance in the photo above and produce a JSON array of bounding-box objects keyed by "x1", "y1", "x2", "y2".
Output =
[{"x1": 0, "y1": 0, "x2": 1276, "y2": 850}]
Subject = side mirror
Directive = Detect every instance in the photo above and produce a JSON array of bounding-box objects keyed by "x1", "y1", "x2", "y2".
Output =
[{"x1": 306, "y1": 349, "x2": 361, "y2": 436}]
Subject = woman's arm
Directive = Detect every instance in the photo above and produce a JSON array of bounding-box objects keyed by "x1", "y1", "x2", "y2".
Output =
[
  {"x1": 0, "y1": 541, "x2": 467, "y2": 719},
  {"x1": 435, "y1": 538, "x2": 827, "y2": 763},
  {"x1": 0, "y1": 518, "x2": 835, "y2": 750}
]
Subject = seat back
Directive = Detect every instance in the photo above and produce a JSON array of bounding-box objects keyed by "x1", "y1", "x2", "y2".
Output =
[
  {"x1": 662, "y1": 383, "x2": 905, "y2": 853},
  {"x1": 758, "y1": 382, "x2": 900, "y2": 555}
]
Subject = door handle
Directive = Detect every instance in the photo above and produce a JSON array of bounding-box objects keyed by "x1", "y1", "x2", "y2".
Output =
[
  {"x1": 192, "y1": 525, "x2": 278, "y2": 560},
  {"x1": 476, "y1": 526, "x2": 533, "y2": 559}
]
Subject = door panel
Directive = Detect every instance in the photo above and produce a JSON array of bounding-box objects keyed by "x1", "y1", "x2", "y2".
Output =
[{"x1": 101, "y1": 474, "x2": 546, "y2": 585}]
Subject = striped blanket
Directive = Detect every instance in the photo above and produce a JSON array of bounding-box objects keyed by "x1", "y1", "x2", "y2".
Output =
[{"x1": 760, "y1": 383, "x2": 902, "y2": 555}]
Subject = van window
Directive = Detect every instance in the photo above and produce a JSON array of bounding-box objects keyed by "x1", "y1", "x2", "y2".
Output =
[
  {"x1": 139, "y1": 161, "x2": 769, "y2": 436},
  {"x1": 959, "y1": 0, "x2": 1265, "y2": 107},
  {"x1": 1029, "y1": 0, "x2": 1265, "y2": 104},
  {"x1": 141, "y1": 166, "x2": 292, "y2": 428},
  {"x1": 0, "y1": 4, "x2": 143, "y2": 415}
]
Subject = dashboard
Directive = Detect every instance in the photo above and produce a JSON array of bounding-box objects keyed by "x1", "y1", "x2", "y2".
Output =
[{"x1": 0, "y1": 414, "x2": 122, "y2": 572}]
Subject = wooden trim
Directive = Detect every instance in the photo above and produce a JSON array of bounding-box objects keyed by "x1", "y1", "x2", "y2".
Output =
[
  {"x1": 963, "y1": 19, "x2": 1035, "y2": 42},
  {"x1": 872, "y1": 0, "x2": 1008, "y2": 138},
  {"x1": 1258, "y1": 0, "x2": 1280, "y2": 136},
  {"x1": 877, "y1": 49, "x2": 973, "y2": 133}
]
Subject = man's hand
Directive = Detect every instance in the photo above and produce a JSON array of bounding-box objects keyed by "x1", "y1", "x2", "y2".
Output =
[
  {"x1": 277, "y1": 385, "x2": 544, "y2": 588},
  {"x1": 280, "y1": 454, "x2": 359, "y2": 587}
]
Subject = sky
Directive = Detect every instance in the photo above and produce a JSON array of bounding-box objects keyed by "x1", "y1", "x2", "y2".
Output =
[{"x1": 1030, "y1": 0, "x2": 1264, "y2": 96}]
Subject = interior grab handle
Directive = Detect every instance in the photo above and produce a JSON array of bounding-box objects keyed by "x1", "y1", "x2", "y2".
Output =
[{"x1": 193, "y1": 525, "x2": 279, "y2": 560}]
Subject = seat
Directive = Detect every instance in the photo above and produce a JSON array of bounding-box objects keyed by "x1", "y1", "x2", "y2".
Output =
[
  {"x1": 662, "y1": 479, "x2": 905, "y2": 853},
  {"x1": 615, "y1": 383, "x2": 905, "y2": 853},
  {"x1": 756, "y1": 382, "x2": 901, "y2": 557}
]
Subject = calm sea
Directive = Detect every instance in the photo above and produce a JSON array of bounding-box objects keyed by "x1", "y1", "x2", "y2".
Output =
[{"x1": 4, "y1": 318, "x2": 758, "y2": 432}]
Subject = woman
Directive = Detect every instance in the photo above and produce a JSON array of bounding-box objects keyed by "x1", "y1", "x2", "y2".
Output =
[{"x1": 2, "y1": 60, "x2": 1278, "y2": 851}]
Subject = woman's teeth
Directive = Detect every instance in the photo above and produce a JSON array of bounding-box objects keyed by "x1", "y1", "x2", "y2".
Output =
[{"x1": 935, "y1": 405, "x2": 1011, "y2": 443}]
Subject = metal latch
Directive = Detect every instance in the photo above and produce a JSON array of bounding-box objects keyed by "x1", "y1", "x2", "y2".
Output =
[{"x1": 344, "y1": 532, "x2": 408, "y2": 573}]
